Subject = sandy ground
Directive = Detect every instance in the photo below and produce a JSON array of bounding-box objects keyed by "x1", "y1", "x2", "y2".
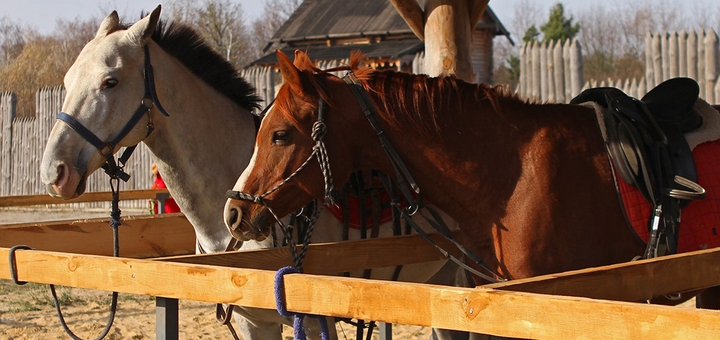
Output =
[{"x1": 0, "y1": 208, "x2": 432, "y2": 339}]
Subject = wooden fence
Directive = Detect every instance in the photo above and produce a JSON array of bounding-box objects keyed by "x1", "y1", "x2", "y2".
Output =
[
  {"x1": 241, "y1": 56, "x2": 417, "y2": 112},
  {"x1": 0, "y1": 87, "x2": 156, "y2": 210},
  {"x1": 518, "y1": 38, "x2": 584, "y2": 103},
  {"x1": 520, "y1": 29, "x2": 720, "y2": 104}
]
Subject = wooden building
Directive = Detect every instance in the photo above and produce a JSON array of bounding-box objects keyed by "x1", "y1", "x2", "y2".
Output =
[{"x1": 246, "y1": 0, "x2": 512, "y2": 84}]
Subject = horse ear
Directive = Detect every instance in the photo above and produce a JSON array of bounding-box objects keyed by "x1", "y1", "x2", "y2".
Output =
[
  {"x1": 277, "y1": 50, "x2": 303, "y2": 92},
  {"x1": 293, "y1": 50, "x2": 311, "y2": 70},
  {"x1": 124, "y1": 5, "x2": 162, "y2": 45},
  {"x1": 95, "y1": 11, "x2": 120, "y2": 38}
]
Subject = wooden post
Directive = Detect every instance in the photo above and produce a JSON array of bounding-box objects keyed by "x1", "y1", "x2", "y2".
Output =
[
  {"x1": 389, "y1": 0, "x2": 425, "y2": 41},
  {"x1": 423, "y1": 0, "x2": 473, "y2": 81},
  {"x1": 390, "y1": 0, "x2": 487, "y2": 82},
  {"x1": 669, "y1": 31, "x2": 678, "y2": 78},
  {"x1": 687, "y1": 30, "x2": 698, "y2": 82},
  {"x1": 698, "y1": 30, "x2": 706, "y2": 97},
  {"x1": 704, "y1": 28, "x2": 717, "y2": 103},
  {"x1": 553, "y1": 40, "x2": 565, "y2": 103},
  {"x1": 645, "y1": 33, "x2": 654, "y2": 89},
  {"x1": 531, "y1": 41, "x2": 540, "y2": 100},
  {"x1": 661, "y1": 31, "x2": 669, "y2": 81},
  {"x1": 569, "y1": 39, "x2": 583, "y2": 99},
  {"x1": 563, "y1": 39, "x2": 572, "y2": 101},
  {"x1": 540, "y1": 41, "x2": 549, "y2": 101},
  {"x1": 678, "y1": 30, "x2": 688, "y2": 77},
  {"x1": 519, "y1": 43, "x2": 527, "y2": 98},
  {"x1": 652, "y1": 32, "x2": 662, "y2": 87}
]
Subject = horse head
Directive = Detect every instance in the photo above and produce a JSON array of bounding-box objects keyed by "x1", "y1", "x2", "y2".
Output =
[
  {"x1": 223, "y1": 50, "x2": 376, "y2": 242},
  {"x1": 40, "y1": 6, "x2": 163, "y2": 198}
]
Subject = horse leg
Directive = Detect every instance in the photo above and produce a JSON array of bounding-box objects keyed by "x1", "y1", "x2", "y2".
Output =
[
  {"x1": 697, "y1": 286, "x2": 720, "y2": 309},
  {"x1": 233, "y1": 314, "x2": 284, "y2": 340},
  {"x1": 303, "y1": 317, "x2": 339, "y2": 340}
]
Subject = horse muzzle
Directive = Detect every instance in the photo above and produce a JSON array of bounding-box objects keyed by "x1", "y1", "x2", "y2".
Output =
[{"x1": 224, "y1": 200, "x2": 272, "y2": 242}]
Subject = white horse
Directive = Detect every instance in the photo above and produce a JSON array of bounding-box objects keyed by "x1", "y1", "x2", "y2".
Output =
[{"x1": 39, "y1": 6, "x2": 468, "y2": 340}]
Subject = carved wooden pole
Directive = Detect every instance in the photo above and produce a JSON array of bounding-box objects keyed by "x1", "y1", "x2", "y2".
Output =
[{"x1": 390, "y1": 0, "x2": 489, "y2": 82}]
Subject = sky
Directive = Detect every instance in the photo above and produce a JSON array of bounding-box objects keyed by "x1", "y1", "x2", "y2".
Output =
[{"x1": 0, "y1": 0, "x2": 597, "y2": 38}]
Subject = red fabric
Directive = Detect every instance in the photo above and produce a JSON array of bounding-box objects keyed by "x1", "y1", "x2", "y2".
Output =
[
  {"x1": 325, "y1": 190, "x2": 397, "y2": 229},
  {"x1": 151, "y1": 173, "x2": 181, "y2": 214},
  {"x1": 618, "y1": 139, "x2": 720, "y2": 252}
]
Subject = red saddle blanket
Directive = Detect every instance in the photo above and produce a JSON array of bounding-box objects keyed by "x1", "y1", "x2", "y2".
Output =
[{"x1": 618, "y1": 139, "x2": 720, "y2": 252}]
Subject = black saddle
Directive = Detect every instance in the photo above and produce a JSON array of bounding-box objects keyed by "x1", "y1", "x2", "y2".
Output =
[{"x1": 571, "y1": 77, "x2": 706, "y2": 256}]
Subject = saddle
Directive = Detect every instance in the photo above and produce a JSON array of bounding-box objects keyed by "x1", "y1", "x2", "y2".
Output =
[{"x1": 571, "y1": 77, "x2": 706, "y2": 256}]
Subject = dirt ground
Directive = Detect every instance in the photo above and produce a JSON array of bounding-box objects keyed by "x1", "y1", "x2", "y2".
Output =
[{"x1": 0, "y1": 208, "x2": 432, "y2": 339}]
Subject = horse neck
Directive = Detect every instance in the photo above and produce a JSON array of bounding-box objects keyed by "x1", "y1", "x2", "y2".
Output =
[
  {"x1": 142, "y1": 44, "x2": 257, "y2": 252},
  {"x1": 361, "y1": 93, "x2": 605, "y2": 225}
]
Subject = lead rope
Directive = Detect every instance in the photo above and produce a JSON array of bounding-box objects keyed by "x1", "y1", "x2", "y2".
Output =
[
  {"x1": 7, "y1": 176, "x2": 123, "y2": 340},
  {"x1": 274, "y1": 202, "x2": 330, "y2": 340}
]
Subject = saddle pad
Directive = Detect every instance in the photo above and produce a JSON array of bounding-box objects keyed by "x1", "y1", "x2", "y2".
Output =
[
  {"x1": 618, "y1": 138, "x2": 720, "y2": 252},
  {"x1": 325, "y1": 191, "x2": 396, "y2": 230}
]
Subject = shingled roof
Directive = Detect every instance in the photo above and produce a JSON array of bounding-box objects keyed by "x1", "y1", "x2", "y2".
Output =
[{"x1": 249, "y1": 0, "x2": 511, "y2": 67}]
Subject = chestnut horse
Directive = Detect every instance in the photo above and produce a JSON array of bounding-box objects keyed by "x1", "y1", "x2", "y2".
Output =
[{"x1": 224, "y1": 49, "x2": 720, "y2": 311}]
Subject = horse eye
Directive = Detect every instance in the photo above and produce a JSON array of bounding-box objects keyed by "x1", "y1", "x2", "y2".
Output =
[
  {"x1": 272, "y1": 130, "x2": 289, "y2": 144},
  {"x1": 102, "y1": 78, "x2": 118, "y2": 89}
]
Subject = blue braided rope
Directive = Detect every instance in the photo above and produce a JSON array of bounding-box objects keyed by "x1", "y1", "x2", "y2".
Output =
[{"x1": 275, "y1": 266, "x2": 330, "y2": 340}]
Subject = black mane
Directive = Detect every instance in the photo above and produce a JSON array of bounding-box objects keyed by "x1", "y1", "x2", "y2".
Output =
[{"x1": 151, "y1": 21, "x2": 261, "y2": 112}]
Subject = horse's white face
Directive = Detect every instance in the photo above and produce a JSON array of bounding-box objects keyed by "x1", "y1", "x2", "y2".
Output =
[{"x1": 40, "y1": 7, "x2": 161, "y2": 198}]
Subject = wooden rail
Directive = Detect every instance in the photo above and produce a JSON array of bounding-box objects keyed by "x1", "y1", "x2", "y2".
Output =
[
  {"x1": 0, "y1": 189, "x2": 170, "y2": 207},
  {"x1": 2, "y1": 247, "x2": 720, "y2": 338},
  {"x1": 0, "y1": 213, "x2": 195, "y2": 258}
]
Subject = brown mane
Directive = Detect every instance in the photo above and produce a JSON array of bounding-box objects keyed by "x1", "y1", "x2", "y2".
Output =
[
  {"x1": 275, "y1": 50, "x2": 523, "y2": 137},
  {"x1": 348, "y1": 52, "x2": 521, "y2": 136}
]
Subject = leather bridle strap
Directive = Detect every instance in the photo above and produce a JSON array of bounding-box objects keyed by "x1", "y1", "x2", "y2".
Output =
[
  {"x1": 55, "y1": 45, "x2": 170, "y2": 182},
  {"x1": 343, "y1": 73, "x2": 421, "y2": 213},
  {"x1": 343, "y1": 72, "x2": 506, "y2": 283}
]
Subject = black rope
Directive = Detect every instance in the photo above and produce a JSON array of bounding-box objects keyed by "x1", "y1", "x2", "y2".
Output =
[
  {"x1": 50, "y1": 176, "x2": 123, "y2": 340},
  {"x1": 8, "y1": 245, "x2": 32, "y2": 285}
]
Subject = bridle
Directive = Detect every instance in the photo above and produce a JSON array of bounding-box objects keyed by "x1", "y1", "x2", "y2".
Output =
[
  {"x1": 56, "y1": 45, "x2": 170, "y2": 182},
  {"x1": 226, "y1": 70, "x2": 507, "y2": 283},
  {"x1": 45, "y1": 44, "x2": 170, "y2": 340}
]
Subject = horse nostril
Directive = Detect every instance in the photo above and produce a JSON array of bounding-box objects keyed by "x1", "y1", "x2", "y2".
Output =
[
  {"x1": 226, "y1": 207, "x2": 240, "y2": 230},
  {"x1": 55, "y1": 163, "x2": 68, "y2": 187}
]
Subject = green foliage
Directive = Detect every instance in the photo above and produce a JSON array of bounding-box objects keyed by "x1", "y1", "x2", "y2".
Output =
[
  {"x1": 521, "y1": 3, "x2": 580, "y2": 45},
  {"x1": 540, "y1": 3, "x2": 580, "y2": 43},
  {"x1": 523, "y1": 25, "x2": 540, "y2": 44}
]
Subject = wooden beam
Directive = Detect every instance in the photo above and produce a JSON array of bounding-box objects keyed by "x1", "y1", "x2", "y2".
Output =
[
  {"x1": 0, "y1": 213, "x2": 195, "y2": 258},
  {"x1": 0, "y1": 189, "x2": 170, "y2": 207},
  {"x1": 1, "y1": 248, "x2": 719, "y2": 338},
  {"x1": 468, "y1": 0, "x2": 489, "y2": 27},
  {"x1": 390, "y1": 0, "x2": 425, "y2": 41},
  {"x1": 159, "y1": 231, "x2": 462, "y2": 274},
  {"x1": 485, "y1": 247, "x2": 720, "y2": 302}
]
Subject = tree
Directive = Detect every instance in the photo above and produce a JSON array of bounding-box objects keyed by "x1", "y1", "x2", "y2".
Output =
[
  {"x1": 166, "y1": 0, "x2": 253, "y2": 68},
  {"x1": 0, "y1": 18, "x2": 28, "y2": 68},
  {"x1": 540, "y1": 3, "x2": 579, "y2": 43},
  {"x1": 249, "y1": 0, "x2": 302, "y2": 58},
  {"x1": 522, "y1": 25, "x2": 540, "y2": 44}
]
